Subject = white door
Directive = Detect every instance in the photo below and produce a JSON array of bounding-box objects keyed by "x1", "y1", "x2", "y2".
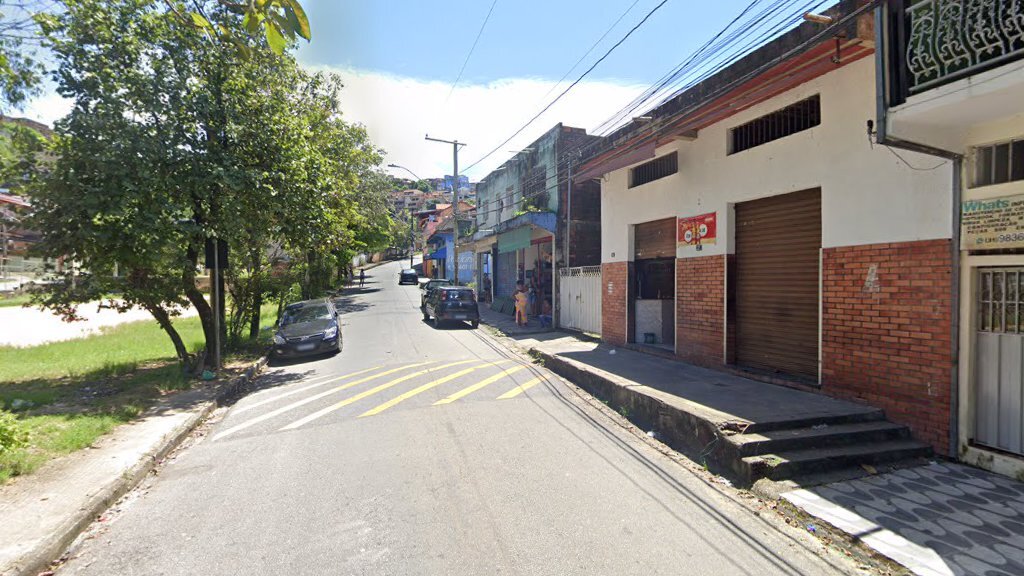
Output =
[
  {"x1": 975, "y1": 268, "x2": 1024, "y2": 456},
  {"x1": 558, "y1": 266, "x2": 602, "y2": 335}
]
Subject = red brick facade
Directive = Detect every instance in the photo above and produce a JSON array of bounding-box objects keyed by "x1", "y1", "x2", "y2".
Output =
[
  {"x1": 676, "y1": 255, "x2": 726, "y2": 366},
  {"x1": 821, "y1": 239, "x2": 953, "y2": 455},
  {"x1": 602, "y1": 262, "x2": 629, "y2": 346}
]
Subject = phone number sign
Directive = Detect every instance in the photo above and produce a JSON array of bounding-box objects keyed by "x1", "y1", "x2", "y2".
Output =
[
  {"x1": 677, "y1": 212, "x2": 717, "y2": 247},
  {"x1": 962, "y1": 194, "x2": 1024, "y2": 250}
]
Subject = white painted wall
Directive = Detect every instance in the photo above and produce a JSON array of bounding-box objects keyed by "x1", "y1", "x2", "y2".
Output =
[{"x1": 600, "y1": 57, "x2": 953, "y2": 263}]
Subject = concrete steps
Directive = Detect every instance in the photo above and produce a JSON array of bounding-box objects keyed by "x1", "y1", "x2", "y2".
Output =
[
  {"x1": 732, "y1": 420, "x2": 911, "y2": 456},
  {"x1": 742, "y1": 439, "x2": 932, "y2": 481},
  {"x1": 529, "y1": 344, "x2": 933, "y2": 487},
  {"x1": 726, "y1": 416, "x2": 932, "y2": 483}
]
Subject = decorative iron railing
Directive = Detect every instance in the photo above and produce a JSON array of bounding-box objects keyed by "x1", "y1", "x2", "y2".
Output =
[{"x1": 890, "y1": 0, "x2": 1024, "y2": 102}]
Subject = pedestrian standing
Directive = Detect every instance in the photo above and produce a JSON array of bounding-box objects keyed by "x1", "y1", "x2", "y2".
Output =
[
  {"x1": 359, "y1": 268, "x2": 366, "y2": 287},
  {"x1": 514, "y1": 282, "x2": 529, "y2": 326}
]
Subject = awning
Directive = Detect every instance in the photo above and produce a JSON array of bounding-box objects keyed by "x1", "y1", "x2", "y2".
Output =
[
  {"x1": 498, "y1": 227, "x2": 531, "y2": 254},
  {"x1": 427, "y1": 246, "x2": 447, "y2": 260}
]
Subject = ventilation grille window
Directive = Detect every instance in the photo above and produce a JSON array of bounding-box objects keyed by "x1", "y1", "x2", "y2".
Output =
[
  {"x1": 973, "y1": 139, "x2": 1024, "y2": 188},
  {"x1": 629, "y1": 152, "x2": 677, "y2": 188},
  {"x1": 730, "y1": 95, "x2": 820, "y2": 155}
]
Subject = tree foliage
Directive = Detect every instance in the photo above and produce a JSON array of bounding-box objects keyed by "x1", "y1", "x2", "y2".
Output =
[
  {"x1": 0, "y1": 0, "x2": 310, "y2": 114},
  {"x1": 25, "y1": 0, "x2": 387, "y2": 370}
]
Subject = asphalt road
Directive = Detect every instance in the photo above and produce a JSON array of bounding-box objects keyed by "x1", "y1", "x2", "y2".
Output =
[{"x1": 58, "y1": 260, "x2": 863, "y2": 576}]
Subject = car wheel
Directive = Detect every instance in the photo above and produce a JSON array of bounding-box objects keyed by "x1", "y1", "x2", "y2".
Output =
[
  {"x1": 471, "y1": 320, "x2": 479, "y2": 329},
  {"x1": 433, "y1": 316, "x2": 441, "y2": 329}
]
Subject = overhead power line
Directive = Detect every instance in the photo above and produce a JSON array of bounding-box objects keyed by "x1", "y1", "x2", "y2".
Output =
[
  {"x1": 442, "y1": 0, "x2": 500, "y2": 109},
  {"x1": 461, "y1": 0, "x2": 672, "y2": 174},
  {"x1": 533, "y1": 0, "x2": 644, "y2": 105}
]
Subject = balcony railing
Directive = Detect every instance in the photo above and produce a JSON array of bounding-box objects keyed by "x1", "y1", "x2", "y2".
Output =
[{"x1": 889, "y1": 0, "x2": 1024, "y2": 103}]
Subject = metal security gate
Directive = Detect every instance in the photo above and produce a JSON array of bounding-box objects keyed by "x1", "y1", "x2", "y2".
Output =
[
  {"x1": 495, "y1": 251, "x2": 516, "y2": 298},
  {"x1": 734, "y1": 188, "x2": 821, "y2": 381},
  {"x1": 559, "y1": 266, "x2": 602, "y2": 335},
  {"x1": 975, "y1": 268, "x2": 1024, "y2": 456}
]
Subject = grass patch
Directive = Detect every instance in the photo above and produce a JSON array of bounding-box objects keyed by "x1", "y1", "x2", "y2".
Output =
[
  {"x1": 0, "y1": 293, "x2": 33, "y2": 308},
  {"x1": 0, "y1": 314, "x2": 206, "y2": 383},
  {"x1": 0, "y1": 412, "x2": 136, "y2": 483},
  {"x1": 0, "y1": 303, "x2": 276, "y2": 484}
]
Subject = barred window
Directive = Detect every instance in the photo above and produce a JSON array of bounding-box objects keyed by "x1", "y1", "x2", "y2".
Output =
[
  {"x1": 629, "y1": 152, "x2": 678, "y2": 188},
  {"x1": 730, "y1": 95, "x2": 820, "y2": 154},
  {"x1": 973, "y1": 139, "x2": 1024, "y2": 188}
]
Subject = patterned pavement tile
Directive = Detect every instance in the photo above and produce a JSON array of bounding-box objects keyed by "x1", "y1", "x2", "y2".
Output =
[{"x1": 783, "y1": 462, "x2": 1024, "y2": 576}]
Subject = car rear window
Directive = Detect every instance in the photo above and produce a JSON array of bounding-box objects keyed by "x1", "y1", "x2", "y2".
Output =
[
  {"x1": 281, "y1": 305, "x2": 332, "y2": 325},
  {"x1": 446, "y1": 289, "x2": 475, "y2": 301}
]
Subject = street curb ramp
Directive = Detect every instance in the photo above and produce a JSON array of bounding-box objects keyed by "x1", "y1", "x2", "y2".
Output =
[{"x1": 5, "y1": 357, "x2": 268, "y2": 576}]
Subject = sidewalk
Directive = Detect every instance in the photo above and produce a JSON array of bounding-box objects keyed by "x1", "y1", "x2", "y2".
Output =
[
  {"x1": 484, "y1": 324, "x2": 1024, "y2": 576},
  {"x1": 478, "y1": 303, "x2": 553, "y2": 336},
  {"x1": 0, "y1": 359, "x2": 267, "y2": 576}
]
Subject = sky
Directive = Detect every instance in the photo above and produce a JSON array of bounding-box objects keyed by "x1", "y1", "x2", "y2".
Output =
[{"x1": 22, "y1": 0, "x2": 837, "y2": 180}]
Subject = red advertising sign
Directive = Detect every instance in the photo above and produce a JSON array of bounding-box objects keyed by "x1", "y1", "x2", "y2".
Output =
[{"x1": 677, "y1": 212, "x2": 717, "y2": 246}]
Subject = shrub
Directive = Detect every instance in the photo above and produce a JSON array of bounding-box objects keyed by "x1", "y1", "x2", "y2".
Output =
[{"x1": 0, "y1": 410, "x2": 29, "y2": 454}]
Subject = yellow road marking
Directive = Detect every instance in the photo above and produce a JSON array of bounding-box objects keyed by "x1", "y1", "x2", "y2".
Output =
[
  {"x1": 233, "y1": 366, "x2": 383, "y2": 415},
  {"x1": 212, "y1": 362, "x2": 433, "y2": 440},
  {"x1": 433, "y1": 365, "x2": 527, "y2": 405},
  {"x1": 497, "y1": 376, "x2": 544, "y2": 399},
  {"x1": 279, "y1": 359, "x2": 480, "y2": 430},
  {"x1": 359, "y1": 361, "x2": 512, "y2": 418}
]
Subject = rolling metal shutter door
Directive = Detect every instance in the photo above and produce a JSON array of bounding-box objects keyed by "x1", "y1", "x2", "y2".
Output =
[
  {"x1": 496, "y1": 251, "x2": 516, "y2": 298},
  {"x1": 735, "y1": 188, "x2": 821, "y2": 380},
  {"x1": 634, "y1": 218, "x2": 676, "y2": 260}
]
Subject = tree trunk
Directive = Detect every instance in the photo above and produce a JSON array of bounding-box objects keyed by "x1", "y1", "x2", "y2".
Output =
[
  {"x1": 145, "y1": 303, "x2": 190, "y2": 366},
  {"x1": 182, "y1": 251, "x2": 216, "y2": 369},
  {"x1": 249, "y1": 250, "x2": 263, "y2": 340}
]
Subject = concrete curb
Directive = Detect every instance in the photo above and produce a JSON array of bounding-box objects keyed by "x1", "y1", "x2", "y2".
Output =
[
  {"x1": 526, "y1": 347, "x2": 747, "y2": 483},
  {"x1": 7, "y1": 356, "x2": 268, "y2": 576},
  {"x1": 480, "y1": 331, "x2": 908, "y2": 576}
]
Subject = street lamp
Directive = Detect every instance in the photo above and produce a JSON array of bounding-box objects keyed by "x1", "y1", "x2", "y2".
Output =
[{"x1": 387, "y1": 163, "x2": 422, "y2": 268}]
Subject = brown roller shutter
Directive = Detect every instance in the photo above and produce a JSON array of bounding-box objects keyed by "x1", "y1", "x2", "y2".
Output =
[
  {"x1": 634, "y1": 218, "x2": 676, "y2": 260},
  {"x1": 734, "y1": 188, "x2": 820, "y2": 381}
]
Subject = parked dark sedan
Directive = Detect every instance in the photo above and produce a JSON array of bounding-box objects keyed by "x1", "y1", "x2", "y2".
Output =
[
  {"x1": 399, "y1": 269, "x2": 418, "y2": 285},
  {"x1": 271, "y1": 299, "x2": 342, "y2": 358},
  {"x1": 423, "y1": 286, "x2": 479, "y2": 328},
  {"x1": 419, "y1": 278, "x2": 452, "y2": 309}
]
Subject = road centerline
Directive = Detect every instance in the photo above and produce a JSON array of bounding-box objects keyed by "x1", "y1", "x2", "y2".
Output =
[
  {"x1": 433, "y1": 364, "x2": 528, "y2": 405},
  {"x1": 279, "y1": 359, "x2": 482, "y2": 430},
  {"x1": 233, "y1": 365, "x2": 385, "y2": 415},
  {"x1": 359, "y1": 360, "x2": 512, "y2": 418},
  {"x1": 497, "y1": 376, "x2": 545, "y2": 399},
  {"x1": 212, "y1": 362, "x2": 434, "y2": 441}
]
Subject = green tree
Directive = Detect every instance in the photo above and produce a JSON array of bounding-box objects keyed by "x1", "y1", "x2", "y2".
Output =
[
  {"x1": 27, "y1": 0, "x2": 381, "y2": 369},
  {"x1": 0, "y1": 0, "x2": 310, "y2": 114}
]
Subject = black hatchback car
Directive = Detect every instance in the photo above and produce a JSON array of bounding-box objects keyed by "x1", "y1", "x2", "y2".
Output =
[
  {"x1": 399, "y1": 269, "x2": 418, "y2": 285},
  {"x1": 423, "y1": 286, "x2": 479, "y2": 328},
  {"x1": 271, "y1": 299, "x2": 342, "y2": 358}
]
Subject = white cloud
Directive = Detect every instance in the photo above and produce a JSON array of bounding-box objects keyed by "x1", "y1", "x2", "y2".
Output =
[
  {"x1": 20, "y1": 90, "x2": 73, "y2": 128},
  {"x1": 18, "y1": 67, "x2": 649, "y2": 182},
  {"x1": 314, "y1": 67, "x2": 647, "y2": 180}
]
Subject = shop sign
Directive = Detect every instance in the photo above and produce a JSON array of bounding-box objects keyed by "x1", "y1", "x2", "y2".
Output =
[
  {"x1": 677, "y1": 212, "x2": 717, "y2": 250},
  {"x1": 962, "y1": 194, "x2": 1024, "y2": 250}
]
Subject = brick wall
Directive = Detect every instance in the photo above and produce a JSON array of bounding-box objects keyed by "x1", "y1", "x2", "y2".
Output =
[
  {"x1": 821, "y1": 239, "x2": 953, "y2": 455},
  {"x1": 602, "y1": 262, "x2": 629, "y2": 346},
  {"x1": 676, "y1": 255, "x2": 726, "y2": 366}
]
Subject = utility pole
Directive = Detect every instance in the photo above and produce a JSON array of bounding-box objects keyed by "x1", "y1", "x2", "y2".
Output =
[
  {"x1": 385, "y1": 163, "x2": 424, "y2": 270},
  {"x1": 425, "y1": 135, "x2": 466, "y2": 283},
  {"x1": 409, "y1": 210, "x2": 415, "y2": 268}
]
